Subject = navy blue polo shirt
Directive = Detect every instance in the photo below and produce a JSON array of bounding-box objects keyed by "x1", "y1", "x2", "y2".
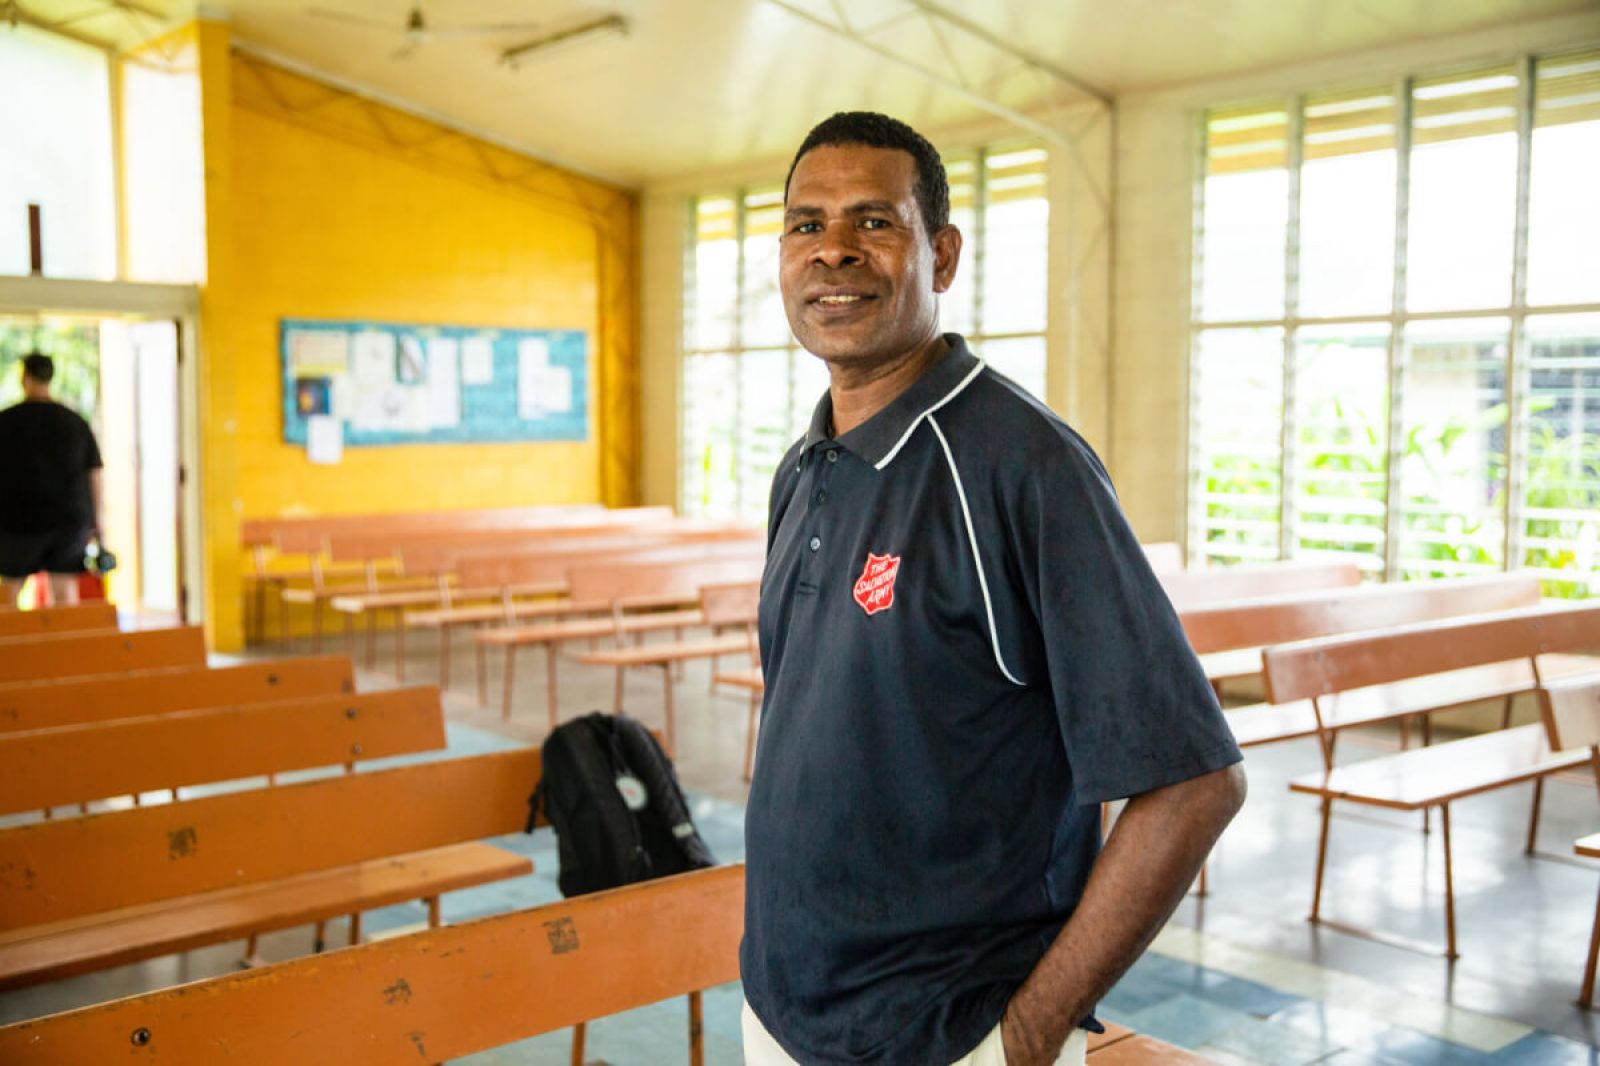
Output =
[{"x1": 741, "y1": 335, "x2": 1242, "y2": 1065}]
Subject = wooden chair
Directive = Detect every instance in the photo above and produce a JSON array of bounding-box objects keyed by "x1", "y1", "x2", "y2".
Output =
[
  {"x1": 1540, "y1": 674, "x2": 1600, "y2": 1008},
  {"x1": 0, "y1": 626, "x2": 206, "y2": 683},
  {"x1": 1270, "y1": 604, "x2": 1600, "y2": 957},
  {"x1": 0, "y1": 748, "x2": 541, "y2": 991},
  {"x1": 0, "y1": 656, "x2": 353, "y2": 733}
]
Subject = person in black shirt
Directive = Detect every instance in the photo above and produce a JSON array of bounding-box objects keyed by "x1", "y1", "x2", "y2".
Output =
[
  {"x1": 740, "y1": 112, "x2": 1247, "y2": 1066},
  {"x1": 0, "y1": 354, "x2": 105, "y2": 607}
]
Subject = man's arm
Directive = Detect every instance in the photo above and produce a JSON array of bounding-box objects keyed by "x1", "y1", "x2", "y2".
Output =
[
  {"x1": 1001, "y1": 762, "x2": 1247, "y2": 1065},
  {"x1": 88, "y1": 468, "x2": 105, "y2": 538}
]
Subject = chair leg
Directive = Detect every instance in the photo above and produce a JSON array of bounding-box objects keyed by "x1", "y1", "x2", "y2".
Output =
[
  {"x1": 348, "y1": 912, "x2": 363, "y2": 947},
  {"x1": 1195, "y1": 862, "x2": 1209, "y2": 897},
  {"x1": 1310, "y1": 797, "x2": 1333, "y2": 924},
  {"x1": 744, "y1": 692, "x2": 759, "y2": 782},
  {"x1": 427, "y1": 896, "x2": 442, "y2": 928},
  {"x1": 502, "y1": 646, "x2": 517, "y2": 722},
  {"x1": 662, "y1": 665, "x2": 676, "y2": 756},
  {"x1": 547, "y1": 644, "x2": 561, "y2": 732},
  {"x1": 394, "y1": 608, "x2": 407, "y2": 682},
  {"x1": 1440, "y1": 804, "x2": 1458, "y2": 960},
  {"x1": 688, "y1": 990, "x2": 704, "y2": 1066},
  {"x1": 1527, "y1": 776, "x2": 1545, "y2": 855},
  {"x1": 438, "y1": 625, "x2": 451, "y2": 689},
  {"x1": 614, "y1": 666, "x2": 625, "y2": 712},
  {"x1": 313, "y1": 920, "x2": 327, "y2": 952},
  {"x1": 1582, "y1": 879, "x2": 1600, "y2": 1008},
  {"x1": 1501, "y1": 694, "x2": 1515, "y2": 730},
  {"x1": 312, "y1": 601, "x2": 323, "y2": 653},
  {"x1": 364, "y1": 610, "x2": 377, "y2": 669},
  {"x1": 342, "y1": 610, "x2": 355, "y2": 656},
  {"x1": 476, "y1": 633, "x2": 489, "y2": 706},
  {"x1": 570, "y1": 1022, "x2": 586, "y2": 1066}
]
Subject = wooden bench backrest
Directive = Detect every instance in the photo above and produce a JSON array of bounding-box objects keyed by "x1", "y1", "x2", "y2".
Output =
[
  {"x1": 0, "y1": 626, "x2": 206, "y2": 683},
  {"x1": 567, "y1": 555, "x2": 767, "y2": 607},
  {"x1": 0, "y1": 656, "x2": 354, "y2": 733},
  {"x1": 0, "y1": 748, "x2": 542, "y2": 931},
  {"x1": 322, "y1": 507, "x2": 677, "y2": 564},
  {"x1": 1143, "y1": 542, "x2": 1184, "y2": 573},
  {"x1": 1180, "y1": 573, "x2": 1543, "y2": 655},
  {"x1": 0, "y1": 864, "x2": 744, "y2": 1064},
  {"x1": 0, "y1": 687, "x2": 445, "y2": 814},
  {"x1": 0, "y1": 603, "x2": 118, "y2": 639},
  {"x1": 1263, "y1": 602, "x2": 1600, "y2": 704},
  {"x1": 1161, "y1": 561, "x2": 1362, "y2": 609},
  {"x1": 266, "y1": 504, "x2": 607, "y2": 555},
  {"x1": 457, "y1": 536, "x2": 765, "y2": 593},
  {"x1": 701, "y1": 581, "x2": 760, "y2": 628},
  {"x1": 393, "y1": 520, "x2": 756, "y2": 577},
  {"x1": 1539, "y1": 672, "x2": 1600, "y2": 751}
]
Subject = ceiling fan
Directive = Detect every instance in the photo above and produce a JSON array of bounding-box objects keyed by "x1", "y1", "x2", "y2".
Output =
[{"x1": 305, "y1": 4, "x2": 543, "y2": 60}]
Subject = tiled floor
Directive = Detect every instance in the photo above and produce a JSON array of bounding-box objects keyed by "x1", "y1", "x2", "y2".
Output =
[{"x1": 5, "y1": 622, "x2": 1600, "y2": 1065}]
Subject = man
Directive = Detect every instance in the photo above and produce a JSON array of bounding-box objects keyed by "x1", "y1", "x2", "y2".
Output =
[
  {"x1": 742, "y1": 112, "x2": 1247, "y2": 1066},
  {"x1": 0, "y1": 354, "x2": 105, "y2": 608}
]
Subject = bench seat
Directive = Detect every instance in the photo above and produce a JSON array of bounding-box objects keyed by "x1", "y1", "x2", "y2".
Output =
[
  {"x1": 406, "y1": 596, "x2": 577, "y2": 629},
  {"x1": 1224, "y1": 653, "x2": 1600, "y2": 748},
  {"x1": 1288, "y1": 723, "x2": 1587, "y2": 810},
  {"x1": 0, "y1": 842, "x2": 530, "y2": 991},
  {"x1": 577, "y1": 632, "x2": 753, "y2": 668}
]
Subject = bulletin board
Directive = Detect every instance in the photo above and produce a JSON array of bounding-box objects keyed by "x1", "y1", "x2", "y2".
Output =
[{"x1": 280, "y1": 318, "x2": 589, "y2": 450}]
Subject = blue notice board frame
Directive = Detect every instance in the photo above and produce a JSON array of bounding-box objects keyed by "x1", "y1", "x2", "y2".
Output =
[{"x1": 281, "y1": 318, "x2": 589, "y2": 447}]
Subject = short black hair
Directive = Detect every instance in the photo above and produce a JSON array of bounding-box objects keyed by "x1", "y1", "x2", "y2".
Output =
[
  {"x1": 785, "y1": 111, "x2": 949, "y2": 240},
  {"x1": 22, "y1": 353, "x2": 53, "y2": 384}
]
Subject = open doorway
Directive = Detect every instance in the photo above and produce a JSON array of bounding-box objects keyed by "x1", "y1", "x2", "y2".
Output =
[{"x1": 0, "y1": 313, "x2": 185, "y2": 621}]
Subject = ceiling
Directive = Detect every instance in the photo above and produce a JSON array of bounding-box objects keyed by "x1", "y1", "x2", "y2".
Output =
[{"x1": 10, "y1": 0, "x2": 1600, "y2": 186}]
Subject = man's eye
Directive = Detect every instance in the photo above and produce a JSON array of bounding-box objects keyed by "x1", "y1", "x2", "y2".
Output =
[
  {"x1": 860, "y1": 218, "x2": 891, "y2": 230},
  {"x1": 792, "y1": 222, "x2": 821, "y2": 234}
]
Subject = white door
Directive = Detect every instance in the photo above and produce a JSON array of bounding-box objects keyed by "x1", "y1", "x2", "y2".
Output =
[{"x1": 131, "y1": 320, "x2": 180, "y2": 615}]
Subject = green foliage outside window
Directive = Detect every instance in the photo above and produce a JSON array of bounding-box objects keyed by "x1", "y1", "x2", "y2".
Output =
[{"x1": 0, "y1": 321, "x2": 100, "y2": 420}]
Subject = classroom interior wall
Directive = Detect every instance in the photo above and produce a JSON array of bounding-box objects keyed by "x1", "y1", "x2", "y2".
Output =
[{"x1": 184, "y1": 21, "x2": 639, "y2": 651}]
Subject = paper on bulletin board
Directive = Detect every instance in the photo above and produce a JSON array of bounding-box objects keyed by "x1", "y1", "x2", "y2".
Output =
[
  {"x1": 461, "y1": 335, "x2": 494, "y2": 385},
  {"x1": 306, "y1": 414, "x2": 343, "y2": 464},
  {"x1": 352, "y1": 331, "x2": 397, "y2": 389},
  {"x1": 518, "y1": 338, "x2": 549, "y2": 418},
  {"x1": 426, "y1": 336, "x2": 461, "y2": 429},
  {"x1": 291, "y1": 331, "x2": 350, "y2": 376}
]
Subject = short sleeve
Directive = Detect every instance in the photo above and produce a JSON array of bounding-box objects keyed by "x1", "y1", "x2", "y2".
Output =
[
  {"x1": 81, "y1": 416, "x2": 103, "y2": 470},
  {"x1": 1021, "y1": 430, "x2": 1241, "y2": 805}
]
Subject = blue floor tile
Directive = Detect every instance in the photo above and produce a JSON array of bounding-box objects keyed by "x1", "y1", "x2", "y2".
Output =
[
  {"x1": 1487, "y1": 1031, "x2": 1600, "y2": 1065},
  {"x1": 1128, "y1": 991, "x2": 1255, "y2": 1048},
  {"x1": 1357, "y1": 1027, "x2": 1492, "y2": 1066}
]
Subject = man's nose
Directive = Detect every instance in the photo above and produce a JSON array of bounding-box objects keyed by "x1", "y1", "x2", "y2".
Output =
[{"x1": 811, "y1": 221, "x2": 862, "y2": 269}]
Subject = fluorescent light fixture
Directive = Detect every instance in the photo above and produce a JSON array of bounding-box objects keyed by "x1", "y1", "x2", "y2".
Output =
[{"x1": 500, "y1": 14, "x2": 627, "y2": 69}]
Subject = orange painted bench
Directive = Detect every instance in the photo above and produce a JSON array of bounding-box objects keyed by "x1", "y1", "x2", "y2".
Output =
[
  {"x1": 0, "y1": 626, "x2": 206, "y2": 683},
  {"x1": 579, "y1": 581, "x2": 760, "y2": 754},
  {"x1": 0, "y1": 686, "x2": 445, "y2": 816},
  {"x1": 0, "y1": 863, "x2": 744, "y2": 1065},
  {"x1": 0, "y1": 603, "x2": 118, "y2": 639},
  {"x1": 1271, "y1": 605, "x2": 1600, "y2": 957},
  {"x1": 0, "y1": 656, "x2": 353, "y2": 733},
  {"x1": 0, "y1": 748, "x2": 541, "y2": 992},
  {"x1": 473, "y1": 545, "x2": 766, "y2": 724},
  {"x1": 1181, "y1": 572, "x2": 1543, "y2": 689},
  {"x1": 273, "y1": 506, "x2": 633, "y2": 650}
]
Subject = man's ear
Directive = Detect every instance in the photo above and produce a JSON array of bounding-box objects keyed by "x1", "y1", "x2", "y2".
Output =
[{"x1": 931, "y1": 224, "x2": 962, "y2": 294}]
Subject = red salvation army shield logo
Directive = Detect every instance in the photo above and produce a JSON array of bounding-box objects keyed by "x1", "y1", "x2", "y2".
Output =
[{"x1": 853, "y1": 552, "x2": 902, "y2": 616}]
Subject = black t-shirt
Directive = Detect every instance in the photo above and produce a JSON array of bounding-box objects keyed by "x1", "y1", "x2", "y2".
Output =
[
  {"x1": 742, "y1": 336, "x2": 1242, "y2": 1064},
  {"x1": 0, "y1": 400, "x2": 103, "y2": 534}
]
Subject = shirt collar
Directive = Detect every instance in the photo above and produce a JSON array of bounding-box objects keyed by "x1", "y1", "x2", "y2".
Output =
[{"x1": 800, "y1": 334, "x2": 982, "y2": 470}]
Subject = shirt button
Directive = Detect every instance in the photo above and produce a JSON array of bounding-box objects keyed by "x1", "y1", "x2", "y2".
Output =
[
  {"x1": 809, "y1": 536, "x2": 821, "y2": 552},
  {"x1": 815, "y1": 489, "x2": 828, "y2": 505},
  {"x1": 826, "y1": 449, "x2": 839, "y2": 463}
]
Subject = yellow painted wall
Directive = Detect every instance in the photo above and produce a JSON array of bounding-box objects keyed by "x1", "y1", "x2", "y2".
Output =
[{"x1": 193, "y1": 30, "x2": 639, "y2": 651}]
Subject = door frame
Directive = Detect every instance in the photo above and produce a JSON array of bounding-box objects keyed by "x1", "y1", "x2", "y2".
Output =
[{"x1": 0, "y1": 275, "x2": 202, "y2": 625}]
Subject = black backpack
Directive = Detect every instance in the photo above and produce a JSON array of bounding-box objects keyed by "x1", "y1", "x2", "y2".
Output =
[{"x1": 527, "y1": 712, "x2": 716, "y2": 897}]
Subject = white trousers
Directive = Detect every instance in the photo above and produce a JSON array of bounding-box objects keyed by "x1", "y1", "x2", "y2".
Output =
[{"x1": 741, "y1": 1001, "x2": 1089, "y2": 1066}]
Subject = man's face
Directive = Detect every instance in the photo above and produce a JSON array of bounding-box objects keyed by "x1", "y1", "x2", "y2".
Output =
[{"x1": 780, "y1": 144, "x2": 960, "y2": 370}]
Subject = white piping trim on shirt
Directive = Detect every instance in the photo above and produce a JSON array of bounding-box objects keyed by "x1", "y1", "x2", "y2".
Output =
[
  {"x1": 873, "y1": 358, "x2": 987, "y2": 470},
  {"x1": 929, "y1": 415, "x2": 1026, "y2": 688}
]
